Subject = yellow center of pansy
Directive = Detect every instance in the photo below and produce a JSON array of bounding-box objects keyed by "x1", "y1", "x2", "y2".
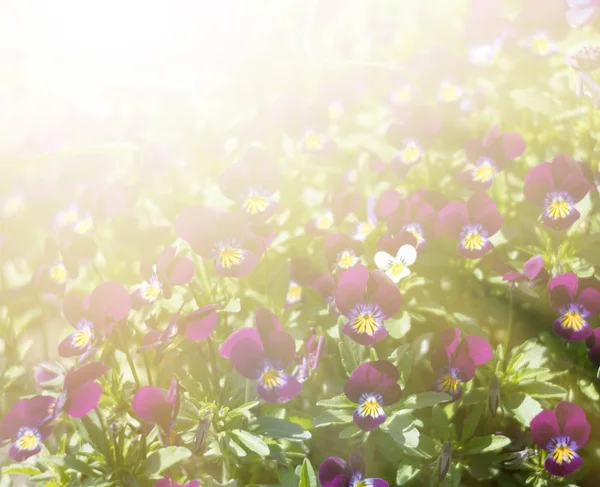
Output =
[
  {"x1": 358, "y1": 396, "x2": 384, "y2": 418},
  {"x1": 261, "y1": 369, "x2": 285, "y2": 390},
  {"x1": 286, "y1": 282, "x2": 303, "y2": 304},
  {"x1": 337, "y1": 250, "x2": 358, "y2": 269},
  {"x1": 315, "y1": 213, "x2": 334, "y2": 230},
  {"x1": 552, "y1": 444, "x2": 576, "y2": 465},
  {"x1": 218, "y1": 247, "x2": 244, "y2": 269},
  {"x1": 472, "y1": 162, "x2": 495, "y2": 182},
  {"x1": 304, "y1": 133, "x2": 325, "y2": 151},
  {"x1": 16, "y1": 430, "x2": 40, "y2": 451},
  {"x1": 73, "y1": 327, "x2": 93, "y2": 349},
  {"x1": 242, "y1": 195, "x2": 269, "y2": 215},
  {"x1": 547, "y1": 199, "x2": 571, "y2": 220},
  {"x1": 388, "y1": 261, "x2": 406, "y2": 279},
  {"x1": 142, "y1": 281, "x2": 162, "y2": 302},
  {"x1": 74, "y1": 217, "x2": 93, "y2": 235},
  {"x1": 49, "y1": 263, "x2": 67, "y2": 284},
  {"x1": 401, "y1": 145, "x2": 421, "y2": 164},
  {"x1": 560, "y1": 311, "x2": 585, "y2": 331},
  {"x1": 462, "y1": 231, "x2": 485, "y2": 251},
  {"x1": 439, "y1": 375, "x2": 460, "y2": 394},
  {"x1": 532, "y1": 35, "x2": 550, "y2": 55},
  {"x1": 352, "y1": 314, "x2": 379, "y2": 335},
  {"x1": 439, "y1": 83, "x2": 462, "y2": 103}
]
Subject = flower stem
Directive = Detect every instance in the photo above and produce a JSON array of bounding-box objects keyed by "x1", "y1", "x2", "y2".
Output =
[
  {"x1": 143, "y1": 352, "x2": 154, "y2": 386},
  {"x1": 503, "y1": 286, "x2": 514, "y2": 368},
  {"x1": 96, "y1": 409, "x2": 115, "y2": 468}
]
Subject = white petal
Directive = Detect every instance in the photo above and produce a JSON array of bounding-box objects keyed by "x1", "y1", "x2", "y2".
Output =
[
  {"x1": 396, "y1": 267, "x2": 411, "y2": 282},
  {"x1": 396, "y1": 244, "x2": 417, "y2": 266},
  {"x1": 374, "y1": 251, "x2": 393, "y2": 271}
]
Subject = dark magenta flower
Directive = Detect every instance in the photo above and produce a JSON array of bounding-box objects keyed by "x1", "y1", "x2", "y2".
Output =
[
  {"x1": 290, "y1": 257, "x2": 335, "y2": 305},
  {"x1": 319, "y1": 451, "x2": 388, "y2": 487},
  {"x1": 49, "y1": 362, "x2": 109, "y2": 420},
  {"x1": 175, "y1": 206, "x2": 264, "y2": 278},
  {"x1": 218, "y1": 146, "x2": 280, "y2": 220},
  {"x1": 219, "y1": 309, "x2": 301, "y2": 403},
  {"x1": 334, "y1": 265, "x2": 401, "y2": 346},
  {"x1": 499, "y1": 255, "x2": 549, "y2": 296},
  {"x1": 293, "y1": 329, "x2": 325, "y2": 383},
  {"x1": 431, "y1": 328, "x2": 493, "y2": 400},
  {"x1": 0, "y1": 396, "x2": 54, "y2": 461},
  {"x1": 460, "y1": 125, "x2": 526, "y2": 190},
  {"x1": 155, "y1": 477, "x2": 199, "y2": 487},
  {"x1": 585, "y1": 328, "x2": 600, "y2": 366},
  {"x1": 59, "y1": 282, "x2": 132, "y2": 359},
  {"x1": 133, "y1": 378, "x2": 180, "y2": 439},
  {"x1": 343, "y1": 361, "x2": 402, "y2": 432},
  {"x1": 132, "y1": 247, "x2": 194, "y2": 306},
  {"x1": 530, "y1": 401, "x2": 590, "y2": 477},
  {"x1": 548, "y1": 273, "x2": 600, "y2": 341},
  {"x1": 301, "y1": 129, "x2": 336, "y2": 153},
  {"x1": 324, "y1": 233, "x2": 363, "y2": 272},
  {"x1": 523, "y1": 156, "x2": 593, "y2": 231},
  {"x1": 438, "y1": 192, "x2": 502, "y2": 259}
]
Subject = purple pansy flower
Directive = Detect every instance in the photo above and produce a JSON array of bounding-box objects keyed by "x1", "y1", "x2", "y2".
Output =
[
  {"x1": 499, "y1": 255, "x2": 550, "y2": 296},
  {"x1": 155, "y1": 477, "x2": 199, "y2": 487},
  {"x1": 438, "y1": 192, "x2": 502, "y2": 259},
  {"x1": 133, "y1": 378, "x2": 180, "y2": 441},
  {"x1": 460, "y1": 125, "x2": 526, "y2": 190},
  {"x1": 324, "y1": 233, "x2": 364, "y2": 272},
  {"x1": 431, "y1": 328, "x2": 493, "y2": 401},
  {"x1": 334, "y1": 264, "x2": 401, "y2": 346},
  {"x1": 301, "y1": 129, "x2": 336, "y2": 153},
  {"x1": 524, "y1": 156, "x2": 593, "y2": 231},
  {"x1": 293, "y1": 329, "x2": 325, "y2": 383},
  {"x1": 585, "y1": 328, "x2": 600, "y2": 366},
  {"x1": 0, "y1": 396, "x2": 54, "y2": 461},
  {"x1": 319, "y1": 451, "x2": 388, "y2": 487},
  {"x1": 548, "y1": 273, "x2": 600, "y2": 341},
  {"x1": 530, "y1": 401, "x2": 590, "y2": 477},
  {"x1": 132, "y1": 247, "x2": 194, "y2": 307},
  {"x1": 290, "y1": 257, "x2": 336, "y2": 305},
  {"x1": 343, "y1": 361, "x2": 402, "y2": 432},
  {"x1": 220, "y1": 309, "x2": 302, "y2": 403},
  {"x1": 175, "y1": 206, "x2": 265, "y2": 278},
  {"x1": 351, "y1": 196, "x2": 378, "y2": 242},
  {"x1": 218, "y1": 146, "x2": 280, "y2": 220},
  {"x1": 59, "y1": 282, "x2": 132, "y2": 359}
]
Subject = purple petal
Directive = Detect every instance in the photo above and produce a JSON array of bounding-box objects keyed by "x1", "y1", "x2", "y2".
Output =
[
  {"x1": 219, "y1": 328, "x2": 261, "y2": 359},
  {"x1": 335, "y1": 285, "x2": 367, "y2": 318},
  {"x1": 10, "y1": 442, "x2": 41, "y2": 462},
  {"x1": 343, "y1": 321, "x2": 388, "y2": 346},
  {"x1": 214, "y1": 249, "x2": 260, "y2": 278},
  {"x1": 64, "y1": 362, "x2": 109, "y2": 392},
  {"x1": 524, "y1": 163, "x2": 555, "y2": 206},
  {"x1": 168, "y1": 257, "x2": 194, "y2": 285},
  {"x1": 349, "y1": 451, "x2": 365, "y2": 477},
  {"x1": 256, "y1": 372, "x2": 301, "y2": 403},
  {"x1": 586, "y1": 328, "x2": 600, "y2": 365},
  {"x1": 175, "y1": 206, "x2": 222, "y2": 257},
  {"x1": 337, "y1": 264, "x2": 370, "y2": 290},
  {"x1": 556, "y1": 401, "x2": 590, "y2": 447},
  {"x1": 457, "y1": 239, "x2": 494, "y2": 259},
  {"x1": 344, "y1": 361, "x2": 401, "y2": 405},
  {"x1": 319, "y1": 457, "x2": 351, "y2": 487},
  {"x1": 467, "y1": 193, "x2": 502, "y2": 236},
  {"x1": 576, "y1": 287, "x2": 600, "y2": 315},
  {"x1": 365, "y1": 479, "x2": 389, "y2": 487},
  {"x1": 523, "y1": 255, "x2": 544, "y2": 281},
  {"x1": 544, "y1": 452, "x2": 582, "y2": 477},
  {"x1": 255, "y1": 308, "x2": 282, "y2": 339},
  {"x1": 183, "y1": 305, "x2": 219, "y2": 341},
  {"x1": 501, "y1": 133, "x2": 526, "y2": 159},
  {"x1": 58, "y1": 334, "x2": 88, "y2": 358},
  {"x1": 549, "y1": 273, "x2": 579, "y2": 311},
  {"x1": 503, "y1": 271, "x2": 524, "y2": 281},
  {"x1": 132, "y1": 386, "x2": 173, "y2": 433},
  {"x1": 541, "y1": 208, "x2": 580, "y2": 231},
  {"x1": 560, "y1": 173, "x2": 591, "y2": 203},
  {"x1": 453, "y1": 352, "x2": 476, "y2": 382},
  {"x1": 353, "y1": 407, "x2": 386, "y2": 431},
  {"x1": 530, "y1": 409, "x2": 560, "y2": 448},
  {"x1": 437, "y1": 201, "x2": 469, "y2": 239},
  {"x1": 0, "y1": 396, "x2": 55, "y2": 439},
  {"x1": 369, "y1": 276, "x2": 402, "y2": 319},
  {"x1": 458, "y1": 335, "x2": 493, "y2": 366},
  {"x1": 375, "y1": 190, "x2": 403, "y2": 219},
  {"x1": 263, "y1": 330, "x2": 296, "y2": 370},
  {"x1": 230, "y1": 339, "x2": 265, "y2": 380},
  {"x1": 88, "y1": 282, "x2": 132, "y2": 324},
  {"x1": 552, "y1": 316, "x2": 592, "y2": 341},
  {"x1": 66, "y1": 381, "x2": 102, "y2": 417}
]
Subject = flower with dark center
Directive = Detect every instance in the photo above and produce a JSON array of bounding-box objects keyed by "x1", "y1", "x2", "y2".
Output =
[
  {"x1": 530, "y1": 401, "x2": 590, "y2": 477},
  {"x1": 293, "y1": 329, "x2": 324, "y2": 383},
  {"x1": 524, "y1": 156, "x2": 593, "y2": 231},
  {"x1": 319, "y1": 451, "x2": 389, "y2": 487},
  {"x1": 219, "y1": 309, "x2": 301, "y2": 403},
  {"x1": 344, "y1": 361, "x2": 402, "y2": 432},
  {"x1": 323, "y1": 233, "x2": 364, "y2": 272},
  {"x1": 431, "y1": 328, "x2": 493, "y2": 401},
  {"x1": 498, "y1": 254, "x2": 549, "y2": 296},
  {"x1": 438, "y1": 192, "x2": 502, "y2": 259},
  {"x1": 334, "y1": 265, "x2": 401, "y2": 346},
  {"x1": 548, "y1": 273, "x2": 600, "y2": 341}
]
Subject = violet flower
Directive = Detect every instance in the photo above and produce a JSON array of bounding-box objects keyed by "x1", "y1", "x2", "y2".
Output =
[
  {"x1": 133, "y1": 378, "x2": 180, "y2": 440},
  {"x1": 319, "y1": 452, "x2": 388, "y2": 487},
  {"x1": 585, "y1": 328, "x2": 600, "y2": 366},
  {"x1": 59, "y1": 282, "x2": 132, "y2": 359},
  {"x1": 334, "y1": 264, "x2": 401, "y2": 346},
  {"x1": 301, "y1": 129, "x2": 336, "y2": 153},
  {"x1": 523, "y1": 156, "x2": 593, "y2": 231},
  {"x1": 530, "y1": 401, "x2": 590, "y2": 477},
  {"x1": 548, "y1": 273, "x2": 600, "y2": 341},
  {"x1": 0, "y1": 396, "x2": 54, "y2": 461},
  {"x1": 351, "y1": 196, "x2": 378, "y2": 242},
  {"x1": 155, "y1": 477, "x2": 199, "y2": 487},
  {"x1": 344, "y1": 361, "x2": 402, "y2": 432},
  {"x1": 323, "y1": 233, "x2": 363, "y2": 272},
  {"x1": 218, "y1": 146, "x2": 280, "y2": 220},
  {"x1": 220, "y1": 309, "x2": 301, "y2": 403},
  {"x1": 175, "y1": 206, "x2": 264, "y2": 278},
  {"x1": 438, "y1": 192, "x2": 502, "y2": 259},
  {"x1": 460, "y1": 125, "x2": 526, "y2": 190},
  {"x1": 500, "y1": 255, "x2": 549, "y2": 296},
  {"x1": 431, "y1": 328, "x2": 493, "y2": 401},
  {"x1": 293, "y1": 329, "x2": 325, "y2": 383},
  {"x1": 132, "y1": 247, "x2": 194, "y2": 307}
]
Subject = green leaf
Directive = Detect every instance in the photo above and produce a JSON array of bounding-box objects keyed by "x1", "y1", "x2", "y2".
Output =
[
  {"x1": 387, "y1": 312, "x2": 411, "y2": 339},
  {"x1": 384, "y1": 415, "x2": 419, "y2": 448},
  {"x1": 519, "y1": 381, "x2": 566, "y2": 399},
  {"x1": 396, "y1": 465, "x2": 420, "y2": 485},
  {"x1": 299, "y1": 458, "x2": 317, "y2": 487},
  {"x1": 463, "y1": 435, "x2": 511, "y2": 454},
  {"x1": 232, "y1": 430, "x2": 270, "y2": 456},
  {"x1": 1, "y1": 464, "x2": 41, "y2": 476},
  {"x1": 339, "y1": 424, "x2": 362, "y2": 439},
  {"x1": 139, "y1": 446, "x2": 192, "y2": 477},
  {"x1": 38, "y1": 455, "x2": 99, "y2": 478},
  {"x1": 316, "y1": 394, "x2": 356, "y2": 408},
  {"x1": 397, "y1": 392, "x2": 451, "y2": 410},
  {"x1": 504, "y1": 393, "x2": 543, "y2": 427},
  {"x1": 313, "y1": 409, "x2": 353, "y2": 427},
  {"x1": 578, "y1": 378, "x2": 600, "y2": 401},
  {"x1": 226, "y1": 437, "x2": 246, "y2": 457},
  {"x1": 223, "y1": 297, "x2": 241, "y2": 313},
  {"x1": 251, "y1": 417, "x2": 311, "y2": 440},
  {"x1": 461, "y1": 402, "x2": 484, "y2": 442}
]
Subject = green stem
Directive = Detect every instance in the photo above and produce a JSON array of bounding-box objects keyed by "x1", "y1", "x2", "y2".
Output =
[
  {"x1": 503, "y1": 286, "x2": 514, "y2": 368},
  {"x1": 96, "y1": 409, "x2": 115, "y2": 468},
  {"x1": 143, "y1": 352, "x2": 154, "y2": 386},
  {"x1": 115, "y1": 324, "x2": 141, "y2": 388},
  {"x1": 206, "y1": 337, "x2": 220, "y2": 392}
]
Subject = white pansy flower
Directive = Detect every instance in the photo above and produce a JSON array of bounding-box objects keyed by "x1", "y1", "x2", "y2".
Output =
[{"x1": 374, "y1": 244, "x2": 417, "y2": 283}]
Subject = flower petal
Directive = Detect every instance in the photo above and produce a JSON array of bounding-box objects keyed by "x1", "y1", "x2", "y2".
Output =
[
  {"x1": 374, "y1": 251, "x2": 394, "y2": 271},
  {"x1": 230, "y1": 339, "x2": 265, "y2": 380},
  {"x1": 556, "y1": 401, "x2": 590, "y2": 448},
  {"x1": 183, "y1": 305, "x2": 219, "y2": 341},
  {"x1": 318, "y1": 456, "x2": 351, "y2": 487},
  {"x1": 396, "y1": 244, "x2": 417, "y2": 266},
  {"x1": 219, "y1": 328, "x2": 261, "y2": 359},
  {"x1": 549, "y1": 273, "x2": 579, "y2": 311},
  {"x1": 353, "y1": 407, "x2": 386, "y2": 431},
  {"x1": 66, "y1": 381, "x2": 102, "y2": 418},
  {"x1": 523, "y1": 255, "x2": 544, "y2": 281},
  {"x1": 132, "y1": 386, "x2": 173, "y2": 433},
  {"x1": 544, "y1": 452, "x2": 582, "y2": 477},
  {"x1": 343, "y1": 321, "x2": 388, "y2": 346},
  {"x1": 552, "y1": 316, "x2": 592, "y2": 341},
  {"x1": 64, "y1": 362, "x2": 109, "y2": 392},
  {"x1": 458, "y1": 335, "x2": 493, "y2": 366},
  {"x1": 524, "y1": 163, "x2": 555, "y2": 206},
  {"x1": 344, "y1": 361, "x2": 401, "y2": 405},
  {"x1": 530, "y1": 409, "x2": 560, "y2": 449},
  {"x1": 256, "y1": 372, "x2": 301, "y2": 403},
  {"x1": 575, "y1": 287, "x2": 600, "y2": 315}
]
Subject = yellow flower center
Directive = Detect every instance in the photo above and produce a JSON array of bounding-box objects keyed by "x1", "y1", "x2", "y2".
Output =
[
  {"x1": 355, "y1": 222, "x2": 374, "y2": 239},
  {"x1": 242, "y1": 195, "x2": 269, "y2": 215},
  {"x1": 552, "y1": 445, "x2": 575, "y2": 465},
  {"x1": 338, "y1": 251, "x2": 358, "y2": 269},
  {"x1": 439, "y1": 83, "x2": 462, "y2": 103},
  {"x1": 388, "y1": 261, "x2": 406, "y2": 279},
  {"x1": 462, "y1": 231, "x2": 485, "y2": 251},
  {"x1": 261, "y1": 369, "x2": 285, "y2": 390},
  {"x1": 287, "y1": 282, "x2": 303, "y2": 304},
  {"x1": 560, "y1": 311, "x2": 585, "y2": 331},
  {"x1": 439, "y1": 375, "x2": 460, "y2": 393},
  {"x1": 352, "y1": 313, "x2": 379, "y2": 335},
  {"x1": 532, "y1": 35, "x2": 550, "y2": 55},
  {"x1": 392, "y1": 87, "x2": 411, "y2": 104},
  {"x1": 316, "y1": 213, "x2": 334, "y2": 230},
  {"x1": 17, "y1": 431, "x2": 39, "y2": 451},
  {"x1": 49, "y1": 263, "x2": 67, "y2": 284},
  {"x1": 547, "y1": 199, "x2": 571, "y2": 220},
  {"x1": 304, "y1": 133, "x2": 325, "y2": 151},
  {"x1": 73, "y1": 327, "x2": 93, "y2": 348},
  {"x1": 142, "y1": 282, "x2": 162, "y2": 302},
  {"x1": 472, "y1": 162, "x2": 495, "y2": 182},
  {"x1": 401, "y1": 145, "x2": 421, "y2": 164},
  {"x1": 74, "y1": 217, "x2": 94, "y2": 235},
  {"x1": 359, "y1": 397, "x2": 383, "y2": 418},
  {"x1": 218, "y1": 247, "x2": 244, "y2": 269}
]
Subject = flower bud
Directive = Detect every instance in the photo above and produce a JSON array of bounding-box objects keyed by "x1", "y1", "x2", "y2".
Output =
[
  {"x1": 489, "y1": 375, "x2": 500, "y2": 417},
  {"x1": 503, "y1": 448, "x2": 535, "y2": 469},
  {"x1": 438, "y1": 441, "x2": 452, "y2": 481},
  {"x1": 194, "y1": 415, "x2": 212, "y2": 454},
  {"x1": 34, "y1": 361, "x2": 66, "y2": 390}
]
